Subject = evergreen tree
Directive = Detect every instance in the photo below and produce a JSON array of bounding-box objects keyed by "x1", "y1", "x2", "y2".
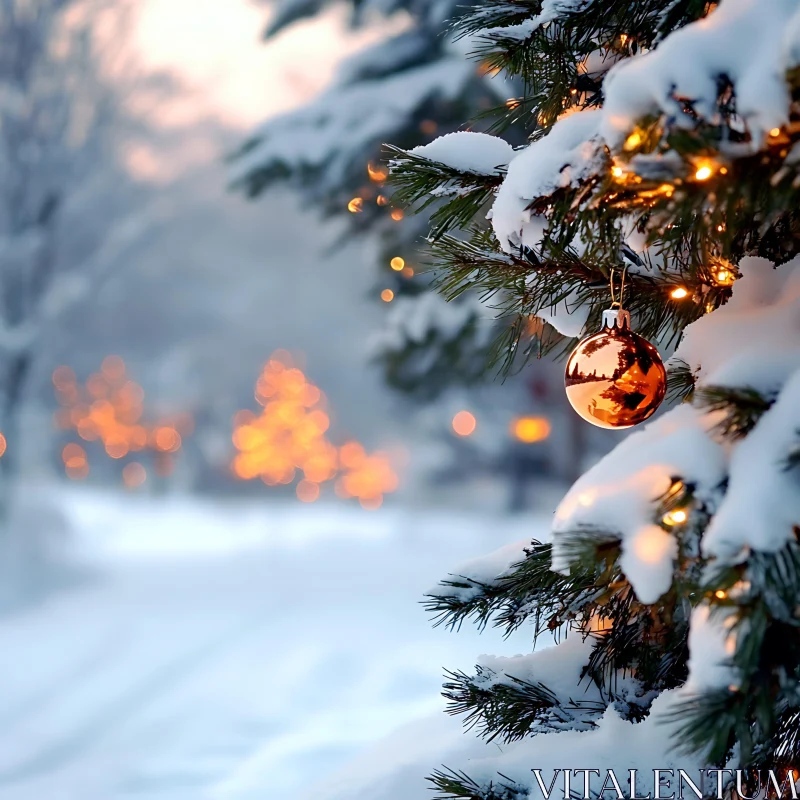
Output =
[{"x1": 377, "y1": 0, "x2": 800, "y2": 795}]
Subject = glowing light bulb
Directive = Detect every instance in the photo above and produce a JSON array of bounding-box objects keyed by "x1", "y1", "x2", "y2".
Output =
[
  {"x1": 390, "y1": 209, "x2": 404, "y2": 221},
  {"x1": 452, "y1": 411, "x2": 476, "y2": 437},
  {"x1": 511, "y1": 416, "x2": 551, "y2": 443},
  {"x1": 715, "y1": 589, "x2": 727, "y2": 599},
  {"x1": 611, "y1": 165, "x2": 624, "y2": 178},
  {"x1": 624, "y1": 131, "x2": 642, "y2": 151},
  {"x1": 380, "y1": 289, "x2": 394, "y2": 303},
  {"x1": 770, "y1": 127, "x2": 781, "y2": 137},
  {"x1": 390, "y1": 257, "x2": 405, "y2": 271},
  {"x1": 694, "y1": 164, "x2": 713, "y2": 181},
  {"x1": 670, "y1": 286, "x2": 689, "y2": 299},
  {"x1": 662, "y1": 508, "x2": 688, "y2": 526},
  {"x1": 348, "y1": 197, "x2": 364, "y2": 213}
]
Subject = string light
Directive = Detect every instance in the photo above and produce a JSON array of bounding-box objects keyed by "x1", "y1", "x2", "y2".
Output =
[
  {"x1": 709, "y1": 259, "x2": 737, "y2": 286},
  {"x1": 662, "y1": 508, "x2": 688, "y2": 526},
  {"x1": 53, "y1": 358, "x2": 190, "y2": 481},
  {"x1": 715, "y1": 589, "x2": 727, "y2": 599},
  {"x1": 380, "y1": 289, "x2": 394, "y2": 302},
  {"x1": 624, "y1": 131, "x2": 642, "y2": 151},
  {"x1": 452, "y1": 411, "x2": 476, "y2": 437},
  {"x1": 694, "y1": 163, "x2": 714, "y2": 181},
  {"x1": 511, "y1": 416, "x2": 551, "y2": 443},
  {"x1": 348, "y1": 197, "x2": 364, "y2": 213},
  {"x1": 611, "y1": 165, "x2": 624, "y2": 178},
  {"x1": 390, "y1": 209, "x2": 404, "y2": 221},
  {"x1": 402, "y1": 266, "x2": 414, "y2": 278},
  {"x1": 769, "y1": 127, "x2": 781, "y2": 138},
  {"x1": 390, "y1": 257, "x2": 405, "y2": 271},
  {"x1": 367, "y1": 163, "x2": 388, "y2": 182},
  {"x1": 376, "y1": 195, "x2": 388, "y2": 206},
  {"x1": 670, "y1": 286, "x2": 690, "y2": 299},
  {"x1": 232, "y1": 353, "x2": 398, "y2": 509}
]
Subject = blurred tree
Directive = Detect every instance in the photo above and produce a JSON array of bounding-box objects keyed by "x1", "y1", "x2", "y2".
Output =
[{"x1": 0, "y1": 0, "x2": 160, "y2": 498}]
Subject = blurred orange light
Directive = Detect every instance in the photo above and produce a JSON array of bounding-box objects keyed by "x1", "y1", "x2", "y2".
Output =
[
  {"x1": 231, "y1": 351, "x2": 399, "y2": 506},
  {"x1": 105, "y1": 437, "x2": 130, "y2": 459},
  {"x1": 390, "y1": 209, "x2": 404, "y2": 221},
  {"x1": 367, "y1": 163, "x2": 388, "y2": 182},
  {"x1": 154, "y1": 427, "x2": 181, "y2": 453},
  {"x1": 63, "y1": 443, "x2": 86, "y2": 463},
  {"x1": 0, "y1": 433, "x2": 7, "y2": 459},
  {"x1": 376, "y1": 195, "x2": 388, "y2": 206},
  {"x1": 390, "y1": 257, "x2": 405, "y2": 271},
  {"x1": 122, "y1": 462, "x2": 146, "y2": 488},
  {"x1": 381, "y1": 289, "x2": 394, "y2": 303},
  {"x1": 296, "y1": 480, "x2": 320, "y2": 503},
  {"x1": 452, "y1": 411, "x2": 477, "y2": 437},
  {"x1": 670, "y1": 286, "x2": 690, "y2": 300},
  {"x1": 512, "y1": 416, "x2": 551, "y2": 443},
  {"x1": 348, "y1": 197, "x2": 364, "y2": 213},
  {"x1": 402, "y1": 267, "x2": 414, "y2": 278},
  {"x1": 694, "y1": 162, "x2": 714, "y2": 181}
]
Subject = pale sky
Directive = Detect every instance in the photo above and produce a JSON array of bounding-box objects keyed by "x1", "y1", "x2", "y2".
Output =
[{"x1": 132, "y1": 0, "x2": 404, "y2": 129}]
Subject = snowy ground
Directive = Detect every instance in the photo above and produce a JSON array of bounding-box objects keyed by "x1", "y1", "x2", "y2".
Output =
[{"x1": 0, "y1": 489, "x2": 542, "y2": 800}]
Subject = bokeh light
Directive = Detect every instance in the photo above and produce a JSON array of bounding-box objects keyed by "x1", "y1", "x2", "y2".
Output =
[{"x1": 452, "y1": 410, "x2": 476, "y2": 437}]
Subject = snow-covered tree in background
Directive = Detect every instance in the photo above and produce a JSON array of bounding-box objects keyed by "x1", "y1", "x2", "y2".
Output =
[
  {"x1": 366, "y1": 0, "x2": 800, "y2": 794},
  {"x1": 0, "y1": 0, "x2": 162, "y2": 594}
]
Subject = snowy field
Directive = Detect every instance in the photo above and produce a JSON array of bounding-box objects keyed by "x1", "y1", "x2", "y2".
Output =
[{"x1": 0, "y1": 490, "x2": 542, "y2": 800}]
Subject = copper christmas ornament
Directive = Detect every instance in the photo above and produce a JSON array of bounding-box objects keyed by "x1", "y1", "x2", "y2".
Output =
[{"x1": 565, "y1": 309, "x2": 667, "y2": 429}]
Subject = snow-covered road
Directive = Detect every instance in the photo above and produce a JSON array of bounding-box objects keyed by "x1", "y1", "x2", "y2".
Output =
[{"x1": 0, "y1": 491, "x2": 540, "y2": 799}]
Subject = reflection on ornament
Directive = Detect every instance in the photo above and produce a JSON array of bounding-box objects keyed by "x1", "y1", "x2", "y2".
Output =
[{"x1": 565, "y1": 309, "x2": 667, "y2": 429}]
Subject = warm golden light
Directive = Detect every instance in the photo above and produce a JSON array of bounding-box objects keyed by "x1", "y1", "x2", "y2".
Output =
[
  {"x1": 402, "y1": 266, "x2": 414, "y2": 278},
  {"x1": 367, "y1": 163, "x2": 388, "y2": 182},
  {"x1": 380, "y1": 289, "x2": 394, "y2": 302},
  {"x1": 694, "y1": 163, "x2": 714, "y2": 181},
  {"x1": 53, "y1": 359, "x2": 190, "y2": 482},
  {"x1": 232, "y1": 352, "x2": 398, "y2": 507},
  {"x1": 770, "y1": 127, "x2": 781, "y2": 137},
  {"x1": 376, "y1": 195, "x2": 388, "y2": 206},
  {"x1": 670, "y1": 286, "x2": 689, "y2": 299},
  {"x1": 0, "y1": 433, "x2": 6, "y2": 459},
  {"x1": 348, "y1": 197, "x2": 364, "y2": 213},
  {"x1": 296, "y1": 479, "x2": 320, "y2": 503},
  {"x1": 505, "y1": 98, "x2": 520, "y2": 109},
  {"x1": 390, "y1": 208, "x2": 404, "y2": 221},
  {"x1": 511, "y1": 416, "x2": 551, "y2": 443},
  {"x1": 611, "y1": 165, "x2": 624, "y2": 178},
  {"x1": 390, "y1": 257, "x2": 405, "y2": 271},
  {"x1": 624, "y1": 131, "x2": 642, "y2": 151},
  {"x1": 715, "y1": 589, "x2": 727, "y2": 599},
  {"x1": 662, "y1": 508, "x2": 688, "y2": 526},
  {"x1": 452, "y1": 410, "x2": 476, "y2": 437}
]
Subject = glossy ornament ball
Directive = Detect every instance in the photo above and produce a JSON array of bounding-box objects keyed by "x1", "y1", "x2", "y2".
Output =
[{"x1": 565, "y1": 310, "x2": 666, "y2": 429}]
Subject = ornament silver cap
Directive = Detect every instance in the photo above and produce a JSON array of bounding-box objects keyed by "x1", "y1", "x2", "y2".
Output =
[{"x1": 602, "y1": 308, "x2": 631, "y2": 331}]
